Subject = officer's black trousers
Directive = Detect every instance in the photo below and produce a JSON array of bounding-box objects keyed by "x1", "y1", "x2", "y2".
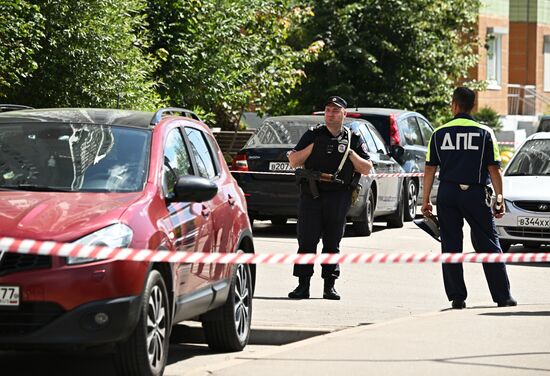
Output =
[
  {"x1": 437, "y1": 182, "x2": 512, "y2": 303},
  {"x1": 294, "y1": 190, "x2": 351, "y2": 279}
]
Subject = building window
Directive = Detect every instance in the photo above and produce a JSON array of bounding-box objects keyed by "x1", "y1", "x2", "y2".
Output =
[
  {"x1": 486, "y1": 33, "x2": 502, "y2": 88},
  {"x1": 544, "y1": 36, "x2": 550, "y2": 92}
]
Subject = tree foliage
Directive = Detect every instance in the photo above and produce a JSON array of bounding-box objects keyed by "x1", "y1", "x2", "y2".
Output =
[
  {"x1": 0, "y1": 0, "x2": 44, "y2": 96},
  {"x1": 3, "y1": 0, "x2": 160, "y2": 110},
  {"x1": 148, "y1": 0, "x2": 322, "y2": 129},
  {"x1": 274, "y1": 0, "x2": 481, "y2": 121}
]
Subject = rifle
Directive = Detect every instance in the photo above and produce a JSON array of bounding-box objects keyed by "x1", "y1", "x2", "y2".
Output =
[{"x1": 295, "y1": 168, "x2": 344, "y2": 199}]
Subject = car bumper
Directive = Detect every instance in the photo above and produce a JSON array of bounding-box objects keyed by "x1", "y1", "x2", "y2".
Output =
[
  {"x1": 0, "y1": 295, "x2": 141, "y2": 348},
  {"x1": 495, "y1": 208, "x2": 550, "y2": 244}
]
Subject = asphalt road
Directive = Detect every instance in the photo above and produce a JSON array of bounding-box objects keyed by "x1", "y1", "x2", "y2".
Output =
[{"x1": 2, "y1": 218, "x2": 549, "y2": 375}]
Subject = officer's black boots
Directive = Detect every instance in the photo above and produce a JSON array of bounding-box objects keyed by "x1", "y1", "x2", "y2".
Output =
[
  {"x1": 288, "y1": 277, "x2": 310, "y2": 299},
  {"x1": 323, "y1": 278, "x2": 340, "y2": 300}
]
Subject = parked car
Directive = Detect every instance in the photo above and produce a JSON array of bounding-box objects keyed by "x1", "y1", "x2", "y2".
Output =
[
  {"x1": 495, "y1": 132, "x2": 550, "y2": 251},
  {"x1": 536, "y1": 114, "x2": 550, "y2": 132},
  {"x1": 0, "y1": 108, "x2": 254, "y2": 376},
  {"x1": 231, "y1": 115, "x2": 405, "y2": 236},
  {"x1": 314, "y1": 108, "x2": 438, "y2": 221}
]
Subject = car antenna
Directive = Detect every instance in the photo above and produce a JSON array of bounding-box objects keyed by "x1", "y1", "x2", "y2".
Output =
[{"x1": 116, "y1": 93, "x2": 120, "y2": 109}]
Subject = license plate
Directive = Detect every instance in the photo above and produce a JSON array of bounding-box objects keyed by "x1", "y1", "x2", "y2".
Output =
[
  {"x1": 269, "y1": 162, "x2": 294, "y2": 172},
  {"x1": 0, "y1": 286, "x2": 20, "y2": 307},
  {"x1": 517, "y1": 216, "x2": 550, "y2": 228}
]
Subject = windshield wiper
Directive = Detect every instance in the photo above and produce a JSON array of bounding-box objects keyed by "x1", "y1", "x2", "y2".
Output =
[{"x1": 1, "y1": 184, "x2": 74, "y2": 192}]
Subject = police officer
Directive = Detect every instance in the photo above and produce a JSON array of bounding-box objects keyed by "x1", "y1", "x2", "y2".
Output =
[
  {"x1": 421, "y1": 87, "x2": 517, "y2": 309},
  {"x1": 287, "y1": 96, "x2": 372, "y2": 300}
]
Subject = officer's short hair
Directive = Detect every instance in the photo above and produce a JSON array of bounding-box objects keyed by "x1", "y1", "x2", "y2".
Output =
[{"x1": 452, "y1": 87, "x2": 475, "y2": 113}]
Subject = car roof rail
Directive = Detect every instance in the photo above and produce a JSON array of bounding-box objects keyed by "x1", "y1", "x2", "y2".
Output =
[
  {"x1": 150, "y1": 107, "x2": 201, "y2": 125},
  {"x1": 0, "y1": 104, "x2": 34, "y2": 112}
]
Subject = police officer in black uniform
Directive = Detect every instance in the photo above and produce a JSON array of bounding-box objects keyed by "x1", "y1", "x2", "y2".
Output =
[
  {"x1": 287, "y1": 96, "x2": 372, "y2": 300},
  {"x1": 421, "y1": 87, "x2": 517, "y2": 309}
]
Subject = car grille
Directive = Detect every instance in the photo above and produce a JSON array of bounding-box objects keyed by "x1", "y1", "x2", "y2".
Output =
[
  {"x1": 0, "y1": 253, "x2": 52, "y2": 276},
  {"x1": 0, "y1": 302, "x2": 65, "y2": 336},
  {"x1": 504, "y1": 226, "x2": 550, "y2": 239},
  {"x1": 513, "y1": 201, "x2": 550, "y2": 213}
]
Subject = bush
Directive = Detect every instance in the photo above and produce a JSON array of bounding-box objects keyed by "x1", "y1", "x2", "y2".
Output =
[{"x1": 473, "y1": 106, "x2": 502, "y2": 132}]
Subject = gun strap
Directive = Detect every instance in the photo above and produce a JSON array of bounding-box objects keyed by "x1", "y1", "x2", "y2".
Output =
[{"x1": 334, "y1": 127, "x2": 351, "y2": 179}]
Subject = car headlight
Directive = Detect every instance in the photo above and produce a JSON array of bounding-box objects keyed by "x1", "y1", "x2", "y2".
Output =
[{"x1": 67, "y1": 223, "x2": 133, "y2": 265}]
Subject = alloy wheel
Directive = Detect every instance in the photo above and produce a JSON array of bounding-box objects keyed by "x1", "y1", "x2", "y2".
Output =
[
  {"x1": 147, "y1": 285, "x2": 167, "y2": 372},
  {"x1": 233, "y1": 264, "x2": 251, "y2": 342}
]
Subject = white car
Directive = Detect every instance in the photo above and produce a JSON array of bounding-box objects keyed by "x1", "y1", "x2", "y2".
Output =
[{"x1": 496, "y1": 132, "x2": 550, "y2": 251}]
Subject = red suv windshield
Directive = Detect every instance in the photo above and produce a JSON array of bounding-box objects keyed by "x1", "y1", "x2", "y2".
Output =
[{"x1": 0, "y1": 123, "x2": 150, "y2": 192}]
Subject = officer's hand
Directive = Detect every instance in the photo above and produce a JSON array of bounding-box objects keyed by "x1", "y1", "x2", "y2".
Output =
[
  {"x1": 421, "y1": 202, "x2": 433, "y2": 217},
  {"x1": 493, "y1": 202, "x2": 505, "y2": 219}
]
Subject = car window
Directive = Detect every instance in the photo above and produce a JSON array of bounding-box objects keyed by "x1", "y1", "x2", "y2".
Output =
[
  {"x1": 0, "y1": 123, "x2": 150, "y2": 192},
  {"x1": 367, "y1": 125, "x2": 388, "y2": 154},
  {"x1": 538, "y1": 119, "x2": 550, "y2": 132},
  {"x1": 185, "y1": 127, "x2": 217, "y2": 179},
  {"x1": 246, "y1": 120, "x2": 313, "y2": 147},
  {"x1": 505, "y1": 139, "x2": 550, "y2": 176},
  {"x1": 357, "y1": 124, "x2": 377, "y2": 153},
  {"x1": 401, "y1": 117, "x2": 423, "y2": 146},
  {"x1": 163, "y1": 128, "x2": 192, "y2": 196},
  {"x1": 417, "y1": 117, "x2": 434, "y2": 146}
]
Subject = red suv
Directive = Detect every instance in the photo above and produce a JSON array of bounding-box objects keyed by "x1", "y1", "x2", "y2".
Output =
[{"x1": 0, "y1": 108, "x2": 255, "y2": 376}]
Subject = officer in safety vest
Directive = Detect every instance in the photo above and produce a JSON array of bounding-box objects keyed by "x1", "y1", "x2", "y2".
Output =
[
  {"x1": 421, "y1": 87, "x2": 517, "y2": 309},
  {"x1": 286, "y1": 96, "x2": 372, "y2": 300}
]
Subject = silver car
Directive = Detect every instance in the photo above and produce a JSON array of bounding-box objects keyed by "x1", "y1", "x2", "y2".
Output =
[{"x1": 495, "y1": 132, "x2": 550, "y2": 251}]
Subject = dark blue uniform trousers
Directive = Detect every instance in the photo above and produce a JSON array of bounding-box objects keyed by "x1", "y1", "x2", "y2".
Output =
[
  {"x1": 437, "y1": 181, "x2": 512, "y2": 303},
  {"x1": 294, "y1": 190, "x2": 352, "y2": 279}
]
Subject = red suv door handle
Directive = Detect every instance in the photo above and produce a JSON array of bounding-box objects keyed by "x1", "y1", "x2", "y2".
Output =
[
  {"x1": 201, "y1": 204, "x2": 211, "y2": 217},
  {"x1": 227, "y1": 194, "x2": 236, "y2": 206}
]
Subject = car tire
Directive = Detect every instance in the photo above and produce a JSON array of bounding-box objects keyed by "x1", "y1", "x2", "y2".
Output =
[
  {"x1": 403, "y1": 178, "x2": 418, "y2": 222},
  {"x1": 499, "y1": 240, "x2": 512, "y2": 253},
  {"x1": 114, "y1": 270, "x2": 170, "y2": 376},
  {"x1": 386, "y1": 183, "x2": 404, "y2": 228},
  {"x1": 353, "y1": 188, "x2": 374, "y2": 236},
  {"x1": 271, "y1": 216, "x2": 287, "y2": 226},
  {"x1": 203, "y1": 263, "x2": 252, "y2": 351}
]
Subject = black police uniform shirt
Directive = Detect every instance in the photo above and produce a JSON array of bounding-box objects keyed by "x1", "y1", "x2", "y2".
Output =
[
  {"x1": 426, "y1": 113, "x2": 501, "y2": 185},
  {"x1": 294, "y1": 125, "x2": 370, "y2": 191}
]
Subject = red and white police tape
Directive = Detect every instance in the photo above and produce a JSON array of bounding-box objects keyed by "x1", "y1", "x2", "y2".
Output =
[
  {"x1": 231, "y1": 170, "x2": 428, "y2": 178},
  {"x1": 1, "y1": 236, "x2": 549, "y2": 264}
]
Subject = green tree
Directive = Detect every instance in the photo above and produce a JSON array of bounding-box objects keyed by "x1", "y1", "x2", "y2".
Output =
[
  {"x1": 274, "y1": 0, "x2": 481, "y2": 121},
  {"x1": 4, "y1": 0, "x2": 161, "y2": 110},
  {"x1": 0, "y1": 0, "x2": 44, "y2": 97},
  {"x1": 148, "y1": 0, "x2": 322, "y2": 129}
]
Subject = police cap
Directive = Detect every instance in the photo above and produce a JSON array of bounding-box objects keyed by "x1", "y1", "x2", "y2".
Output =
[{"x1": 325, "y1": 96, "x2": 347, "y2": 109}]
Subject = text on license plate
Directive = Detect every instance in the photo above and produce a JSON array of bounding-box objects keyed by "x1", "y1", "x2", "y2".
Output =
[
  {"x1": 517, "y1": 216, "x2": 550, "y2": 228},
  {"x1": 0, "y1": 286, "x2": 20, "y2": 307},
  {"x1": 269, "y1": 162, "x2": 295, "y2": 172}
]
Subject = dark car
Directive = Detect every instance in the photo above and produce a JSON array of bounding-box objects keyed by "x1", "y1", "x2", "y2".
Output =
[
  {"x1": 231, "y1": 115, "x2": 405, "y2": 236},
  {"x1": 0, "y1": 108, "x2": 254, "y2": 376},
  {"x1": 315, "y1": 108, "x2": 438, "y2": 221},
  {"x1": 537, "y1": 115, "x2": 550, "y2": 132}
]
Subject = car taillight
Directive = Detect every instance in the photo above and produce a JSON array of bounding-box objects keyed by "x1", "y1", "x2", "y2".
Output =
[
  {"x1": 231, "y1": 153, "x2": 249, "y2": 171},
  {"x1": 389, "y1": 114, "x2": 401, "y2": 146},
  {"x1": 346, "y1": 113, "x2": 361, "y2": 118}
]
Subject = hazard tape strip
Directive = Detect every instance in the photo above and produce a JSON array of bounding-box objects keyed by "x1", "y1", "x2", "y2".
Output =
[{"x1": 0, "y1": 237, "x2": 548, "y2": 264}]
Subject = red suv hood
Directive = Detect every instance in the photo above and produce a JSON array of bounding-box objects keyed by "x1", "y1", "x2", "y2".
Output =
[{"x1": 0, "y1": 191, "x2": 142, "y2": 242}]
